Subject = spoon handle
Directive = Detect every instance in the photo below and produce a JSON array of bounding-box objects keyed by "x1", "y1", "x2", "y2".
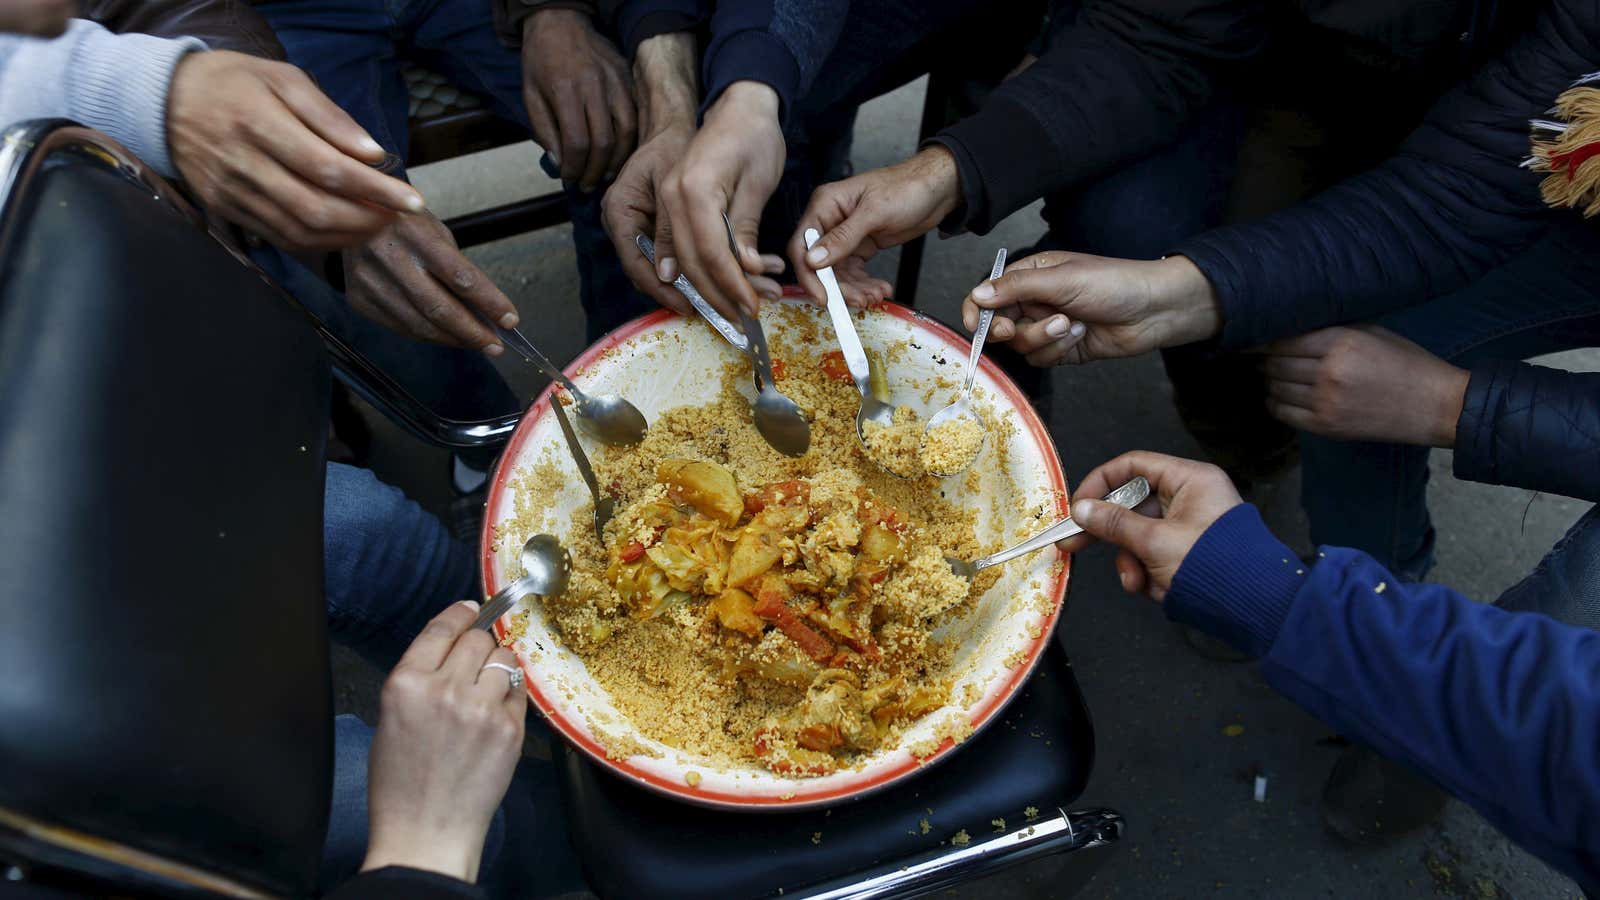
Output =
[
  {"x1": 804, "y1": 228, "x2": 873, "y2": 401},
  {"x1": 497, "y1": 324, "x2": 583, "y2": 400},
  {"x1": 635, "y1": 234, "x2": 749, "y2": 353},
  {"x1": 971, "y1": 476, "x2": 1150, "y2": 574},
  {"x1": 739, "y1": 308, "x2": 780, "y2": 393},
  {"x1": 961, "y1": 248, "x2": 1007, "y2": 399},
  {"x1": 549, "y1": 387, "x2": 607, "y2": 513},
  {"x1": 474, "y1": 575, "x2": 543, "y2": 631}
]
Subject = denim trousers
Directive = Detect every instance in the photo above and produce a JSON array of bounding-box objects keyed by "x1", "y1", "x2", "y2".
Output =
[
  {"x1": 1298, "y1": 221, "x2": 1600, "y2": 597},
  {"x1": 253, "y1": 0, "x2": 654, "y2": 425}
]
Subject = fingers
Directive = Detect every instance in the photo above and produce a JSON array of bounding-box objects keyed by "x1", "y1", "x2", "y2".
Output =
[
  {"x1": 410, "y1": 224, "x2": 520, "y2": 330},
  {"x1": 678, "y1": 191, "x2": 756, "y2": 319},
  {"x1": 1257, "y1": 327, "x2": 1348, "y2": 359},
  {"x1": 389, "y1": 252, "x2": 503, "y2": 350},
  {"x1": 524, "y1": 85, "x2": 560, "y2": 162},
  {"x1": 1009, "y1": 314, "x2": 1087, "y2": 356},
  {"x1": 1070, "y1": 496, "x2": 1160, "y2": 558},
  {"x1": 396, "y1": 601, "x2": 480, "y2": 672},
  {"x1": 241, "y1": 152, "x2": 394, "y2": 238},
  {"x1": 441, "y1": 626, "x2": 502, "y2": 683},
  {"x1": 1074, "y1": 450, "x2": 1199, "y2": 508},
  {"x1": 1265, "y1": 379, "x2": 1313, "y2": 408},
  {"x1": 346, "y1": 251, "x2": 459, "y2": 345},
  {"x1": 1266, "y1": 398, "x2": 1315, "y2": 432},
  {"x1": 1114, "y1": 550, "x2": 1149, "y2": 595},
  {"x1": 1260, "y1": 354, "x2": 1321, "y2": 384},
  {"x1": 577, "y1": 78, "x2": 615, "y2": 191},
  {"x1": 552, "y1": 81, "x2": 591, "y2": 185},
  {"x1": 267, "y1": 68, "x2": 424, "y2": 214},
  {"x1": 602, "y1": 65, "x2": 637, "y2": 179},
  {"x1": 791, "y1": 180, "x2": 869, "y2": 304},
  {"x1": 473, "y1": 647, "x2": 523, "y2": 701}
]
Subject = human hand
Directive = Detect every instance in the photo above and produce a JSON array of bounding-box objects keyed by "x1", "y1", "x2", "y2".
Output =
[
  {"x1": 521, "y1": 8, "x2": 637, "y2": 192},
  {"x1": 0, "y1": 0, "x2": 73, "y2": 36},
  {"x1": 657, "y1": 80, "x2": 786, "y2": 320},
  {"x1": 363, "y1": 601, "x2": 527, "y2": 882},
  {"x1": 166, "y1": 51, "x2": 424, "y2": 251},
  {"x1": 1057, "y1": 452, "x2": 1242, "y2": 601},
  {"x1": 961, "y1": 251, "x2": 1221, "y2": 366},
  {"x1": 1260, "y1": 326, "x2": 1468, "y2": 447},
  {"x1": 343, "y1": 211, "x2": 519, "y2": 353},
  {"x1": 790, "y1": 147, "x2": 961, "y2": 306}
]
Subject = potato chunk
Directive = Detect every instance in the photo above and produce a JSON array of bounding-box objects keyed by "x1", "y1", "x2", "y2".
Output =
[
  {"x1": 727, "y1": 524, "x2": 785, "y2": 588},
  {"x1": 709, "y1": 588, "x2": 764, "y2": 638},
  {"x1": 657, "y1": 459, "x2": 742, "y2": 526}
]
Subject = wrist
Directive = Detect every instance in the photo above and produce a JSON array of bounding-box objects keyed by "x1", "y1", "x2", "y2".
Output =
[
  {"x1": 907, "y1": 146, "x2": 962, "y2": 222},
  {"x1": 712, "y1": 80, "x2": 780, "y2": 123},
  {"x1": 1150, "y1": 255, "x2": 1222, "y2": 346},
  {"x1": 1429, "y1": 365, "x2": 1470, "y2": 448},
  {"x1": 362, "y1": 831, "x2": 483, "y2": 884},
  {"x1": 524, "y1": 7, "x2": 590, "y2": 37},
  {"x1": 634, "y1": 32, "x2": 698, "y2": 135}
]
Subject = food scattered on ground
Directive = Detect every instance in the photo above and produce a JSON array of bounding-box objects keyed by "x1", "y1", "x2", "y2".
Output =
[
  {"x1": 919, "y1": 818, "x2": 932, "y2": 834},
  {"x1": 991, "y1": 817, "x2": 1007, "y2": 832},
  {"x1": 920, "y1": 415, "x2": 985, "y2": 475},
  {"x1": 1024, "y1": 805, "x2": 1040, "y2": 821},
  {"x1": 951, "y1": 829, "x2": 971, "y2": 846},
  {"x1": 1222, "y1": 724, "x2": 1245, "y2": 738},
  {"x1": 811, "y1": 832, "x2": 822, "y2": 845}
]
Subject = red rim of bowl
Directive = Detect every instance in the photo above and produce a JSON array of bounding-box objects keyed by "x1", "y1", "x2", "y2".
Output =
[{"x1": 480, "y1": 301, "x2": 1071, "y2": 810}]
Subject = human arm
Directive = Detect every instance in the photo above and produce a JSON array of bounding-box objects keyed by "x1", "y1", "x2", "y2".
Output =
[
  {"x1": 519, "y1": 8, "x2": 637, "y2": 191},
  {"x1": 356, "y1": 601, "x2": 528, "y2": 884},
  {"x1": 1173, "y1": 0, "x2": 1595, "y2": 350},
  {"x1": 1454, "y1": 359, "x2": 1600, "y2": 503},
  {"x1": 1061, "y1": 451, "x2": 1600, "y2": 890}
]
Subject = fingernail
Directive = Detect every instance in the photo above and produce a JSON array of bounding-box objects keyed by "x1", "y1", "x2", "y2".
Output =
[
  {"x1": 1119, "y1": 570, "x2": 1131, "y2": 590},
  {"x1": 359, "y1": 136, "x2": 383, "y2": 155},
  {"x1": 972, "y1": 283, "x2": 995, "y2": 301},
  {"x1": 462, "y1": 599, "x2": 481, "y2": 611},
  {"x1": 404, "y1": 192, "x2": 425, "y2": 213},
  {"x1": 484, "y1": 343, "x2": 504, "y2": 357},
  {"x1": 1072, "y1": 499, "x2": 1094, "y2": 523},
  {"x1": 500, "y1": 312, "x2": 520, "y2": 328},
  {"x1": 806, "y1": 246, "x2": 827, "y2": 265},
  {"x1": 1045, "y1": 316, "x2": 1070, "y2": 337},
  {"x1": 658, "y1": 257, "x2": 677, "y2": 282},
  {"x1": 1070, "y1": 321, "x2": 1086, "y2": 337}
]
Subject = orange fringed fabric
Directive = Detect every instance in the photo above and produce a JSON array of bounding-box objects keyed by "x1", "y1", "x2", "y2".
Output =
[{"x1": 1529, "y1": 84, "x2": 1600, "y2": 217}]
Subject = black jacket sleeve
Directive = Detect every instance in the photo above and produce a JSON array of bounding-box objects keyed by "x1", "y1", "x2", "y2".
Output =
[
  {"x1": 323, "y1": 866, "x2": 485, "y2": 900},
  {"x1": 1173, "y1": 0, "x2": 1596, "y2": 351},
  {"x1": 928, "y1": 0, "x2": 1269, "y2": 235},
  {"x1": 1453, "y1": 359, "x2": 1600, "y2": 503}
]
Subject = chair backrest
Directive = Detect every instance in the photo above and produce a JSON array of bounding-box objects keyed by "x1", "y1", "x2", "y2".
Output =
[{"x1": 0, "y1": 122, "x2": 332, "y2": 898}]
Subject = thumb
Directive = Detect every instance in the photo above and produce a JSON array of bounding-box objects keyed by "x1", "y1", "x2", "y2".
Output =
[
  {"x1": 1072, "y1": 498, "x2": 1158, "y2": 559},
  {"x1": 804, "y1": 211, "x2": 872, "y2": 270}
]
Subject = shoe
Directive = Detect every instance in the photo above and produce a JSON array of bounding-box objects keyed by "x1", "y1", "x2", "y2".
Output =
[
  {"x1": 447, "y1": 454, "x2": 493, "y2": 544},
  {"x1": 1321, "y1": 745, "x2": 1447, "y2": 845}
]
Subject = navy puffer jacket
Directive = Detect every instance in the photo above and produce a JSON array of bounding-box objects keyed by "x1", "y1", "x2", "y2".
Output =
[{"x1": 1175, "y1": 0, "x2": 1599, "y2": 351}]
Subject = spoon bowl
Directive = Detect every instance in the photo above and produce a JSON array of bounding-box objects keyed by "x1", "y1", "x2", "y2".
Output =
[
  {"x1": 754, "y1": 389, "x2": 812, "y2": 457},
  {"x1": 577, "y1": 391, "x2": 649, "y2": 446},
  {"x1": 922, "y1": 248, "x2": 1006, "y2": 478},
  {"x1": 473, "y1": 533, "x2": 572, "y2": 630}
]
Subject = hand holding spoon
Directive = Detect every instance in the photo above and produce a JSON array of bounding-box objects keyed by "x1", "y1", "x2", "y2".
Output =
[
  {"x1": 473, "y1": 533, "x2": 572, "y2": 631},
  {"x1": 719, "y1": 214, "x2": 810, "y2": 457},
  {"x1": 946, "y1": 477, "x2": 1151, "y2": 581},
  {"x1": 922, "y1": 248, "x2": 1006, "y2": 477},
  {"x1": 802, "y1": 227, "x2": 901, "y2": 464}
]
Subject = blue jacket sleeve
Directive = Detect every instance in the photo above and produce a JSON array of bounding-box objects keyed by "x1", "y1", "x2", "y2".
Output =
[
  {"x1": 1173, "y1": 0, "x2": 1597, "y2": 350},
  {"x1": 1166, "y1": 504, "x2": 1600, "y2": 892}
]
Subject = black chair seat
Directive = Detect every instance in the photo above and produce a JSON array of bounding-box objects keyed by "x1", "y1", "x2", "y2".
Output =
[{"x1": 559, "y1": 641, "x2": 1102, "y2": 899}]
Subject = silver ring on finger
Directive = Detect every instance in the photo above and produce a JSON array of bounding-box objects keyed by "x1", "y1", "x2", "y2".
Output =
[{"x1": 481, "y1": 661, "x2": 524, "y2": 691}]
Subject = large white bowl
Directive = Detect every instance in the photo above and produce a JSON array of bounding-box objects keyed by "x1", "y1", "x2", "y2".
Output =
[{"x1": 481, "y1": 300, "x2": 1071, "y2": 810}]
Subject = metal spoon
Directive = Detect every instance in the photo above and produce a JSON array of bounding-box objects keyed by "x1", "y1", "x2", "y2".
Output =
[
  {"x1": 802, "y1": 228, "x2": 900, "y2": 459},
  {"x1": 635, "y1": 234, "x2": 747, "y2": 352},
  {"x1": 473, "y1": 533, "x2": 572, "y2": 631},
  {"x1": 718, "y1": 213, "x2": 810, "y2": 457},
  {"x1": 922, "y1": 248, "x2": 1007, "y2": 477},
  {"x1": 946, "y1": 477, "x2": 1151, "y2": 581},
  {"x1": 550, "y1": 389, "x2": 615, "y2": 544},
  {"x1": 489, "y1": 321, "x2": 647, "y2": 446}
]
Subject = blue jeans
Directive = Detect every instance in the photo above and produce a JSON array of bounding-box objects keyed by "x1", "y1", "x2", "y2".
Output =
[
  {"x1": 324, "y1": 462, "x2": 477, "y2": 670},
  {"x1": 255, "y1": 0, "x2": 653, "y2": 349},
  {"x1": 1299, "y1": 221, "x2": 1600, "y2": 587}
]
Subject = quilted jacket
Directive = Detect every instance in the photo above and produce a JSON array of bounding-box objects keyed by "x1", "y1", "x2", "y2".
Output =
[
  {"x1": 1456, "y1": 360, "x2": 1600, "y2": 503},
  {"x1": 1175, "y1": 0, "x2": 1598, "y2": 352}
]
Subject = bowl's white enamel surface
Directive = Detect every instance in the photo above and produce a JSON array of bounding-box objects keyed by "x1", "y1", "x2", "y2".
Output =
[{"x1": 481, "y1": 301, "x2": 1070, "y2": 809}]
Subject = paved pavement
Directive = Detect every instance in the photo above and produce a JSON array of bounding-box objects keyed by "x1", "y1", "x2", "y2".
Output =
[{"x1": 337, "y1": 77, "x2": 1591, "y2": 898}]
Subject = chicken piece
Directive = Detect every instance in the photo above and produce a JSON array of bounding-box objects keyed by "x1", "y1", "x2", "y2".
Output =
[{"x1": 657, "y1": 459, "x2": 742, "y2": 526}]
